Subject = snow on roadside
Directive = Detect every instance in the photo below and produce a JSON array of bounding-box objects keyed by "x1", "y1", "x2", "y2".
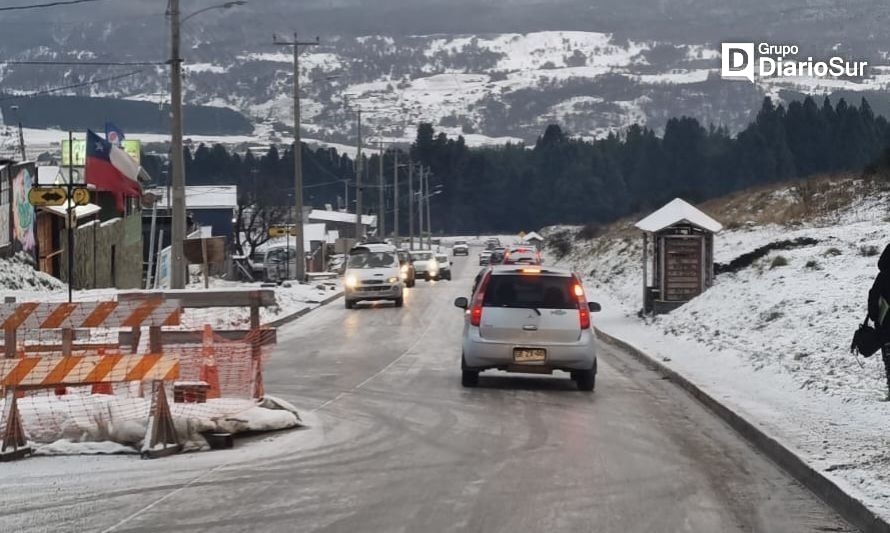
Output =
[
  {"x1": 6, "y1": 392, "x2": 301, "y2": 456},
  {"x1": 545, "y1": 181, "x2": 890, "y2": 520}
]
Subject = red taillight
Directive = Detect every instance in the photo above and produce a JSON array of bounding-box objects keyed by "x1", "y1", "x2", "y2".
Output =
[
  {"x1": 470, "y1": 306, "x2": 483, "y2": 326},
  {"x1": 573, "y1": 280, "x2": 590, "y2": 329},
  {"x1": 470, "y1": 272, "x2": 491, "y2": 327}
]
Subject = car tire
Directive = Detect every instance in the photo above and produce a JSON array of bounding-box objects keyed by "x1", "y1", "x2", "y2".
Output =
[
  {"x1": 345, "y1": 299, "x2": 354, "y2": 309},
  {"x1": 575, "y1": 368, "x2": 595, "y2": 391},
  {"x1": 461, "y1": 354, "x2": 479, "y2": 387},
  {"x1": 394, "y1": 296, "x2": 404, "y2": 307},
  {"x1": 406, "y1": 278, "x2": 415, "y2": 288}
]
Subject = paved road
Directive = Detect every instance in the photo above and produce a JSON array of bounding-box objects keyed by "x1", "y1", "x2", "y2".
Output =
[{"x1": 0, "y1": 249, "x2": 854, "y2": 532}]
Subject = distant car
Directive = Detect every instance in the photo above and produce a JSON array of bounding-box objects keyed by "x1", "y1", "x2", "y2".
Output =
[
  {"x1": 453, "y1": 239, "x2": 469, "y2": 256},
  {"x1": 412, "y1": 250, "x2": 439, "y2": 281},
  {"x1": 454, "y1": 265, "x2": 601, "y2": 391},
  {"x1": 343, "y1": 243, "x2": 404, "y2": 309},
  {"x1": 503, "y1": 246, "x2": 541, "y2": 265},
  {"x1": 398, "y1": 250, "x2": 416, "y2": 287},
  {"x1": 489, "y1": 247, "x2": 506, "y2": 265},
  {"x1": 479, "y1": 250, "x2": 493, "y2": 265},
  {"x1": 435, "y1": 253, "x2": 452, "y2": 280}
]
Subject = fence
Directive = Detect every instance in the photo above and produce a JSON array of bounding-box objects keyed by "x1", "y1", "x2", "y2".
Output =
[{"x1": 0, "y1": 289, "x2": 278, "y2": 460}]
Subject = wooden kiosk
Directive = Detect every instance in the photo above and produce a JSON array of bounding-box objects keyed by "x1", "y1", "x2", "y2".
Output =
[{"x1": 635, "y1": 199, "x2": 722, "y2": 314}]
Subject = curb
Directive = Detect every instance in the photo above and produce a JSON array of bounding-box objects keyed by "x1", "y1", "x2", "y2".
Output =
[
  {"x1": 595, "y1": 327, "x2": 890, "y2": 533},
  {"x1": 265, "y1": 291, "x2": 344, "y2": 328}
]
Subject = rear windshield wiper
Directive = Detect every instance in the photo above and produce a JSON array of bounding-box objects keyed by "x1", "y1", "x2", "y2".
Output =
[{"x1": 499, "y1": 305, "x2": 541, "y2": 315}]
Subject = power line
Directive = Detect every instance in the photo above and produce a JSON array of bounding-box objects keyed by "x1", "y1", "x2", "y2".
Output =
[
  {"x1": 0, "y1": 70, "x2": 144, "y2": 102},
  {"x1": 0, "y1": 0, "x2": 103, "y2": 11},
  {"x1": 5, "y1": 60, "x2": 165, "y2": 66}
]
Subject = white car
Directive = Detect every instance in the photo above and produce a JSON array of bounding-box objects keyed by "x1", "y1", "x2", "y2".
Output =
[
  {"x1": 343, "y1": 243, "x2": 404, "y2": 309},
  {"x1": 412, "y1": 250, "x2": 439, "y2": 281},
  {"x1": 454, "y1": 265, "x2": 600, "y2": 391},
  {"x1": 452, "y1": 240, "x2": 469, "y2": 256},
  {"x1": 435, "y1": 253, "x2": 452, "y2": 280}
]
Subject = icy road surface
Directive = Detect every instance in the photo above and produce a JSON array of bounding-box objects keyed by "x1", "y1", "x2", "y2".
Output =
[{"x1": 0, "y1": 249, "x2": 852, "y2": 532}]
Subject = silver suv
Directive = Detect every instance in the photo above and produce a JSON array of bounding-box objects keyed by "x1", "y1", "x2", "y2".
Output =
[{"x1": 454, "y1": 266, "x2": 600, "y2": 391}]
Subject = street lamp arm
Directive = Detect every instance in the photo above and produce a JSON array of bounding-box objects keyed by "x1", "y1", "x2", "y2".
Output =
[{"x1": 179, "y1": 1, "x2": 246, "y2": 24}]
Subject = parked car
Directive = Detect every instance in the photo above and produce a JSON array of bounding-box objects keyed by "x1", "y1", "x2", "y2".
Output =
[
  {"x1": 435, "y1": 253, "x2": 452, "y2": 280},
  {"x1": 454, "y1": 265, "x2": 601, "y2": 390},
  {"x1": 398, "y1": 250, "x2": 416, "y2": 287},
  {"x1": 479, "y1": 250, "x2": 493, "y2": 266},
  {"x1": 263, "y1": 245, "x2": 308, "y2": 282},
  {"x1": 452, "y1": 239, "x2": 469, "y2": 256},
  {"x1": 343, "y1": 243, "x2": 404, "y2": 309},
  {"x1": 412, "y1": 250, "x2": 439, "y2": 280},
  {"x1": 503, "y1": 246, "x2": 541, "y2": 265}
]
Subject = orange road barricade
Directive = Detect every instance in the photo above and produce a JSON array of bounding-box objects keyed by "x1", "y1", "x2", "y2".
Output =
[{"x1": 0, "y1": 299, "x2": 184, "y2": 461}]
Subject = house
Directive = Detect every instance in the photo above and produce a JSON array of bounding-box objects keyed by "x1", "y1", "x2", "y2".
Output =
[
  {"x1": 521, "y1": 231, "x2": 544, "y2": 250},
  {"x1": 34, "y1": 165, "x2": 142, "y2": 289},
  {"x1": 307, "y1": 209, "x2": 377, "y2": 240},
  {"x1": 146, "y1": 185, "x2": 238, "y2": 240}
]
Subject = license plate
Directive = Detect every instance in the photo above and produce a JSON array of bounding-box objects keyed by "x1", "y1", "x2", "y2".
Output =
[{"x1": 513, "y1": 348, "x2": 546, "y2": 362}]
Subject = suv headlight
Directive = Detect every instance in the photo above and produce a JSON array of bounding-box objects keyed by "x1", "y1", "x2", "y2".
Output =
[
  {"x1": 345, "y1": 275, "x2": 359, "y2": 288},
  {"x1": 388, "y1": 276, "x2": 399, "y2": 284}
]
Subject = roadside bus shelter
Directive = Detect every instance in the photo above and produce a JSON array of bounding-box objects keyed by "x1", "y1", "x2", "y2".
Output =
[{"x1": 635, "y1": 198, "x2": 722, "y2": 314}]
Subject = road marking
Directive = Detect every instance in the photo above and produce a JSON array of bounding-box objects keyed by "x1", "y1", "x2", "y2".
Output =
[
  {"x1": 104, "y1": 278, "x2": 445, "y2": 530},
  {"x1": 311, "y1": 294, "x2": 442, "y2": 413}
]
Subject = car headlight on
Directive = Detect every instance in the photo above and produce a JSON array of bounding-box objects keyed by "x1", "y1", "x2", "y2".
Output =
[
  {"x1": 429, "y1": 263, "x2": 438, "y2": 273},
  {"x1": 388, "y1": 276, "x2": 399, "y2": 284},
  {"x1": 345, "y1": 275, "x2": 359, "y2": 288}
]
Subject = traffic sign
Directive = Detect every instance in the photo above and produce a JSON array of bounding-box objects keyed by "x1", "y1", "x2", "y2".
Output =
[
  {"x1": 72, "y1": 188, "x2": 90, "y2": 206},
  {"x1": 28, "y1": 187, "x2": 67, "y2": 207},
  {"x1": 269, "y1": 226, "x2": 297, "y2": 237}
]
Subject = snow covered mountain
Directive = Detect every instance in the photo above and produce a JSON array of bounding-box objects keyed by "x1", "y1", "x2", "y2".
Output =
[{"x1": 2, "y1": 1, "x2": 890, "y2": 147}]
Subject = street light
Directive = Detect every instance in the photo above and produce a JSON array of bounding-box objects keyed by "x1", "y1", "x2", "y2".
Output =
[{"x1": 168, "y1": 0, "x2": 247, "y2": 289}]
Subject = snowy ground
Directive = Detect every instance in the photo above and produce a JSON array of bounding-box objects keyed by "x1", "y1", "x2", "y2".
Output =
[{"x1": 546, "y1": 177, "x2": 890, "y2": 520}]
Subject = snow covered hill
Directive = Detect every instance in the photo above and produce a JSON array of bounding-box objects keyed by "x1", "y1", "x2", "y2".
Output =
[
  {"x1": 548, "y1": 175, "x2": 890, "y2": 403},
  {"x1": 545, "y1": 175, "x2": 890, "y2": 520},
  {"x1": 3, "y1": 29, "x2": 890, "y2": 153}
]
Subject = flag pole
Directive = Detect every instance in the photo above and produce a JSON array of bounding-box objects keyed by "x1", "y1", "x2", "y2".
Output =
[{"x1": 67, "y1": 130, "x2": 74, "y2": 303}]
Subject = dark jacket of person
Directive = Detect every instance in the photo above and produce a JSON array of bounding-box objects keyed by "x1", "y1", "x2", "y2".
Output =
[{"x1": 868, "y1": 244, "x2": 890, "y2": 335}]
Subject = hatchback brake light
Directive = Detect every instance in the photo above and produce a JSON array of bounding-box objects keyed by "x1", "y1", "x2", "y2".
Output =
[
  {"x1": 572, "y1": 280, "x2": 590, "y2": 329},
  {"x1": 470, "y1": 272, "x2": 491, "y2": 327}
]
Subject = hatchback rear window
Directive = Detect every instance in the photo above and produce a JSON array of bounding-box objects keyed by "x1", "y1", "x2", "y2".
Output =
[{"x1": 483, "y1": 275, "x2": 575, "y2": 309}]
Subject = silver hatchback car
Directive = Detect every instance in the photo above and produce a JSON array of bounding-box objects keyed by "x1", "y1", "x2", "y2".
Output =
[{"x1": 454, "y1": 266, "x2": 601, "y2": 391}]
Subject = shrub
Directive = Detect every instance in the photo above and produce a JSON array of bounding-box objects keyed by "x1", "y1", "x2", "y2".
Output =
[
  {"x1": 805, "y1": 259, "x2": 820, "y2": 270},
  {"x1": 823, "y1": 247, "x2": 842, "y2": 257},
  {"x1": 859, "y1": 245, "x2": 880, "y2": 257},
  {"x1": 548, "y1": 231, "x2": 573, "y2": 259},
  {"x1": 770, "y1": 255, "x2": 789, "y2": 269},
  {"x1": 577, "y1": 224, "x2": 602, "y2": 240}
]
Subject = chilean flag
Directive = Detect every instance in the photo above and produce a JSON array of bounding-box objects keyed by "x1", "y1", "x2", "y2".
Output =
[{"x1": 85, "y1": 129, "x2": 141, "y2": 212}]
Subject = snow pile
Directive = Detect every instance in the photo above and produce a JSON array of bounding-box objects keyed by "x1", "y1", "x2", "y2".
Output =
[
  {"x1": 6, "y1": 392, "x2": 301, "y2": 456},
  {"x1": 0, "y1": 253, "x2": 64, "y2": 291}
]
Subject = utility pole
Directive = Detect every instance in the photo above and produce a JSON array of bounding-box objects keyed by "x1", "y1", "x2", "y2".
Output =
[
  {"x1": 66, "y1": 131, "x2": 74, "y2": 303},
  {"x1": 11, "y1": 106, "x2": 25, "y2": 161},
  {"x1": 407, "y1": 159, "x2": 413, "y2": 249},
  {"x1": 274, "y1": 33, "x2": 319, "y2": 282},
  {"x1": 393, "y1": 149, "x2": 399, "y2": 242},
  {"x1": 168, "y1": 0, "x2": 186, "y2": 289},
  {"x1": 354, "y1": 107, "x2": 363, "y2": 240},
  {"x1": 425, "y1": 168, "x2": 432, "y2": 249},
  {"x1": 378, "y1": 141, "x2": 385, "y2": 238},
  {"x1": 417, "y1": 166, "x2": 425, "y2": 249}
]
